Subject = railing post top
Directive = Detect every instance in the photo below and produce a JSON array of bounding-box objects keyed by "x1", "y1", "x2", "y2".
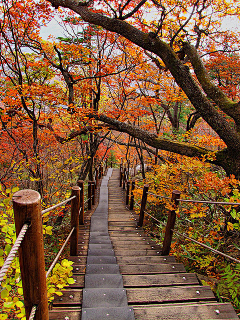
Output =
[
  {"x1": 72, "y1": 186, "x2": 80, "y2": 191},
  {"x1": 172, "y1": 190, "x2": 181, "y2": 195},
  {"x1": 171, "y1": 190, "x2": 181, "y2": 203},
  {"x1": 77, "y1": 180, "x2": 84, "y2": 184},
  {"x1": 12, "y1": 189, "x2": 41, "y2": 205}
]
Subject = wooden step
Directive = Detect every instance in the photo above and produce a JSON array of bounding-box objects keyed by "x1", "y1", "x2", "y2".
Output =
[{"x1": 133, "y1": 302, "x2": 239, "y2": 320}]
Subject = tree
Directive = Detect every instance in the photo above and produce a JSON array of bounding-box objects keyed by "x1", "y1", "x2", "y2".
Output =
[{"x1": 48, "y1": 0, "x2": 240, "y2": 176}]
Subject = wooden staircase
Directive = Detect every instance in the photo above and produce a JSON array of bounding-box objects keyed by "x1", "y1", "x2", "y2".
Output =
[{"x1": 49, "y1": 168, "x2": 239, "y2": 320}]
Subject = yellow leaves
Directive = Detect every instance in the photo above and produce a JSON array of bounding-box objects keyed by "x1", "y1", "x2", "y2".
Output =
[
  {"x1": 30, "y1": 177, "x2": 41, "y2": 181},
  {"x1": 47, "y1": 259, "x2": 74, "y2": 302},
  {"x1": 43, "y1": 225, "x2": 53, "y2": 235},
  {"x1": 227, "y1": 222, "x2": 234, "y2": 231}
]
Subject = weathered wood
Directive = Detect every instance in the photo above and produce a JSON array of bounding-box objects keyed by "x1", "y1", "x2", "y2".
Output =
[
  {"x1": 130, "y1": 181, "x2": 135, "y2": 210},
  {"x1": 123, "y1": 273, "x2": 199, "y2": 287},
  {"x1": 119, "y1": 263, "x2": 186, "y2": 274},
  {"x1": 123, "y1": 168, "x2": 126, "y2": 189},
  {"x1": 77, "y1": 180, "x2": 84, "y2": 225},
  {"x1": 52, "y1": 289, "x2": 82, "y2": 306},
  {"x1": 116, "y1": 256, "x2": 176, "y2": 265},
  {"x1": 70, "y1": 186, "x2": 81, "y2": 256},
  {"x1": 127, "y1": 286, "x2": 215, "y2": 303},
  {"x1": 162, "y1": 190, "x2": 181, "y2": 256},
  {"x1": 13, "y1": 189, "x2": 49, "y2": 320},
  {"x1": 95, "y1": 167, "x2": 99, "y2": 188},
  {"x1": 138, "y1": 185, "x2": 149, "y2": 227},
  {"x1": 49, "y1": 168, "x2": 238, "y2": 320},
  {"x1": 88, "y1": 181, "x2": 92, "y2": 210},
  {"x1": 100, "y1": 164, "x2": 103, "y2": 177},
  {"x1": 133, "y1": 303, "x2": 239, "y2": 320},
  {"x1": 126, "y1": 181, "x2": 130, "y2": 205},
  {"x1": 91, "y1": 181, "x2": 95, "y2": 205},
  {"x1": 49, "y1": 309, "x2": 81, "y2": 320},
  {"x1": 120, "y1": 169, "x2": 123, "y2": 187}
]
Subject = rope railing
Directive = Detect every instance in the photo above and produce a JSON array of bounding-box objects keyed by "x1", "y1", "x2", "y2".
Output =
[
  {"x1": 135, "y1": 185, "x2": 144, "y2": 190},
  {"x1": 148, "y1": 190, "x2": 171, "y2": 200},
  {"x1": 29, "y1": 305, "x2": 37, "y2": 320},
  {"x1": 144, "y1": 210, "x2": 167, "y2": 226},
  {"x1": 178, "y1": 198, "x2": 240, "y2": 206},
  {"x1": 46, "y1": 227, "x2": 75, "y2": 278},
  {"x1": 173, "y1": 229, "x2": 240, "y2": 264},
  {"x1": 42, "y1": 195, "x2": 76, "y2": 215},
  {"x1": 134, "y1": 200, "x2": 141, "y2": 208},
  {"x1": 0, "y1": 223, "x2": 29, "y2": 285},
  {"x1": 122, "y1": 169, "x2": 240, "y2": 262},
  {"x1": 143, "y1": 209, "x2": 240, "y2": 264}
]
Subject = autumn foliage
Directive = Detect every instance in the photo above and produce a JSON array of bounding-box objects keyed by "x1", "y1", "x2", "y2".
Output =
[{"x1": 0, "y1": 0, "x2": 240, "y2": 317}]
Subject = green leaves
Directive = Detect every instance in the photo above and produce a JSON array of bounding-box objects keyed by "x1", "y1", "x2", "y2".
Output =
[{"x1": 217, "y1": 264, "x2": 240, "y2": 311}]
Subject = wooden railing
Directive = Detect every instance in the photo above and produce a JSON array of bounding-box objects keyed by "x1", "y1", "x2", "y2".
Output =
[
  {"x1": 120, "y1": 165, "x2": 240, "y2": 264},
  {"x1": 0, "y1": 162, "x2": 106, "y2": 320}
]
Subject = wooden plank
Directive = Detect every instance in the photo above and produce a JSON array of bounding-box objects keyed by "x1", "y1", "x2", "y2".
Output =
[
  {"x1": 108, "y1": 221, "x2": 137, "y2": 226},
  {"x1": 108, "y1": 226, "x2": 139, "y2": 231},
  {"x1": 113, "y1": 244, "x2": 161, "y2": 250},
  {"x1": 133, "y1": 302, "x2": 239, "y2": 320},
  {"x1": 49, "y1": 309, "x2": 81, "y2": 320},
  {"x1": 72, "y1": 265, "x2": 86, "y2": 274},
  {"x1": 115, "y1": 249, "x2": 162, "y2": 256},
  {"x1": 120, "y1": 263, "x2": 186, "y2": 274},
  {"x1": 123, "y1": 273, "x2": 199, "y2": 287},
  {"x1": 68, "y1": 275, "x2": 85, "y2": 288},
  {"x1": 127, "y1": 286, "x2": 215, "y2": 304},
  {"x1": 77, "y1": 249, "x2": 88, "y2": 256},
  {"x1": 52, "y1": 289, "x2": 82, "y2": 307},
  {"x1": 69, "y1": 256, "x2": 87, "y2": 265},
  {"x1": 111, "y1": 240, "x2": 158, "y2": 246},
  {"x1": 117, "y1": 256, "x2": 176, "y2": 264},
  {"x1": 110, "y1": 232, "x2": 146, "y2": 237}
]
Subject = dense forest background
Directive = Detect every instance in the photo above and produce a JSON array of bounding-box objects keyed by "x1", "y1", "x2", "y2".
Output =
[{"x1": 0, "y1": 0, "x2": 239, "y2": 318}]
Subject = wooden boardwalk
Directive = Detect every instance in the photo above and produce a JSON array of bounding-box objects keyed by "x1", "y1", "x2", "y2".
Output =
[{"x1": 49, "y1": 168, "x2": 238, "y2": 320}]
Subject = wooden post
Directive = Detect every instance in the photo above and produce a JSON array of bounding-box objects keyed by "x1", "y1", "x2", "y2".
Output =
[
  {"x1": 111, "y1": 161, "x2": 113, "y2": 168},
  {"x1": 12, "y1": 189, "x2": 49, "y2": 320},
  {"x1": 77, "y1": 180, "x2": 84, "y2": 225},
  {"x1": 91, "y1": 181, "x2": 95, "y2": 205},
  {"x1": 100, "y1": 164, "x2": 103, "y2": 177},
  {"x1": 130, "y1": 181, "x2": 135, "y2": 210},
  {"x1": 126, "y1": 181, "x2": 130, "y2": 205},
  {"x1": 105, "y1": 158, "x2": 108, "y2": 172},
  {"x1": 95, "y1": 168, "x2": 99, "y2": 189},
  {"x1": 123, "y1": 168, "x2": 126, "y2": 190},
  {"x1": 70, "y1": 186, "x2": 80, "y2": 256},
  {"x1": 88, "y1": 181, "x2": 92, "y2": 210},
  {"x1": 138, "y1": 185, "x2": 149, "y2": 227},
  {"x1": 162, "y1": 190, "x2": 181, "y2": 256},
  {"x1": 120, "y1": 168, "x2": 123, "y2": 187}
]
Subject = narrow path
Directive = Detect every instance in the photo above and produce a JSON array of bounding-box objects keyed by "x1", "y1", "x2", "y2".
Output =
[
  {"x1": 81, "y1": 168, "x2": 135, "y2": 320},
  {"x1": 49, "y1": 168, "x2": 239, "y2": 320}
]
